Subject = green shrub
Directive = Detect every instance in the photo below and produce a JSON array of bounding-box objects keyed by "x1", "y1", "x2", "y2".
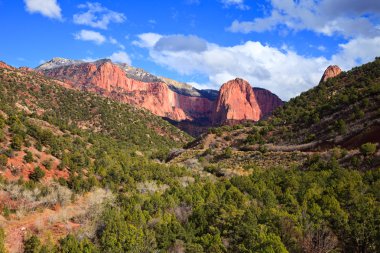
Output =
[
  {"x1": 11, "y1": 135, "x2": 23, "y2": 150},
  {"x1": 24, "y1": 235, "x2": 41, "y2": 253},
  {"x1": 360, "y1": 143, "x2": 377, "y2": 156},
  {"x1": 24, "y1": 150, "x2": 33, "y2": 163},
  {"x1": 258, "y1": 145, "x2": 268, "y2": 154},
  {"x1": 0, "y1": 154, "x2": 7, "y2": 167},
  {"x1": 0, "y1": 228, "x2": 5, "y2": 253},
  {"x1": 29, "y1": 166, "x2": 45, "y2": 182},
  {"x1": 42, "y1": 160, "x2": 52, "y2": 170},
  {"x1": 223, "y1": 147, "x2": 233, "y2": 158},
  {"x1": 335, "y1": 119, "x2": 347, "y2": 135}
]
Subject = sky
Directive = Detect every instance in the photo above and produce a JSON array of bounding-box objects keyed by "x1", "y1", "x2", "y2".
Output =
[{"x1": 0, "y1": 0, "x2": 379, "y2": 100}]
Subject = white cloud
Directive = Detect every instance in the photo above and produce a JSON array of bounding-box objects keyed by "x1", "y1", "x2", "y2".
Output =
[
  {"x1": 132, "y1": 33, "x2": 163, "y2": 48},
  {"x1": 134, "y1": 33, "x2": 380, "y2": 100},
  {"x1": 332, "y1": 36, "x2": 380, "y2": 69},
  {"x1": 109, "y1": 51, "x2": 132, "y2": 65},
  {"x1": 82, "y1": 51, "x2": 132, "y2": 65},
  {"x1": 154, "y1": 35, "x2": 207, "y2": 52},
  {"x1": 221, "y1": 0, "x2": 249, "y2": 10},
  {"x1": 74, "y1": 30, "x2": 106, "y2": 45},
  {"x1": 82, "y1": 57, "x2": 98, "y2": 62},
  {"x1": 73, "y1": 2, "x2": 126, "y2": 29},
  {"x1": 109, "y1": 37, "x2": 125, "y2": 50},
  {"x1": 24, "y1": 0, "x2": 62, "y2": 20},
  {"x1": 227, "y1": 0, "x2": 380, "y2": 38}
]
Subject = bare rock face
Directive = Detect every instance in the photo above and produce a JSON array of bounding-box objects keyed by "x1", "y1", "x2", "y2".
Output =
[
  {"x1": 0, "y1": 61, "x2": 13, "y2": 70},
  {"x1": 321, "y1": 65, "x2": 342, "y2": 82},
  {"x1": 212, "y1": 78, "x2": 261, "y2": 125},
  {"x1": 253, "y1": 87, "x2": 284, "y2": 118},
  {"x1": 37, "y1": 59, "x2": 283, "y2": 134},
  {"x1": 38, "y1": 59, "x2": 214, "y2": 121}
]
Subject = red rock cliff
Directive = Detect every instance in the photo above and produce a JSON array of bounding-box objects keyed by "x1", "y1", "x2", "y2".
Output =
[
  {"x1": 39, "y1": 60, "x2": 214, "y2": 121},
  {"x1": 38, "y1": 60, "x2": 283, "y2": 132},
  {"x1": 321, "y1": 65, "x2": 342, "y2": 82},
  {"x1": 253, "y1": 87, "x2": 284, "y2": 117},
  {"x1": 213, "y1": 78, "x2": 261, "y2": 124},
  {"x1": 0, "y1": 61, "x2": 13, "y2": 70}
]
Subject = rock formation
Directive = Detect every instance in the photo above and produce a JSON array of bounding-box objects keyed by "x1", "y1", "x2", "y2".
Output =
[
  {"x1": 321, "y1": 65, "x2": 342, "y2": 82},
  {"x1": 36, "y1": 58, "x2": 284, "y2": 134},
  {"x1": 253, "y1": 87, "x2": 284, "y2": 118},
  {"x1": 0, "y1": 61, "x2": 13, "y2": 70},
  {"x1": 38, "y1": 59, "x2": 214, "y2": 121},
  {"x1": 213, "y1": 78, "x2": 262, "y2": 124}
]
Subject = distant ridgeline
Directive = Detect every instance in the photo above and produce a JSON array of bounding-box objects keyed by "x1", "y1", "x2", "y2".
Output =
[{"x1": 36, "y1": 58, "x2": 283, "y2": 135}]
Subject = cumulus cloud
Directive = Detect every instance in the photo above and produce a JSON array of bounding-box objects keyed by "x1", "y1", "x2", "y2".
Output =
[
  {"x1": 227, "y1": 0, "x2": 380, "y2": 38},
  {"x1": 154, "y1": 35, "x2": 207, "y2": 52},
  {"x1": 81, "y1": 51, "x2": 132, "y2": 65},
  {"x1": 332, "y1": 36, "x2": 380, "y2": 69},
  {"x1": 74, "y1": 30, "x2": 106, "y2": 44},
  {"x1": 24, "y1": 0, "x2": 62, "y2": 19},
  {"x1": 221, "y1": 0, "x2": 249, "y2": 10},
  {"x1": 132, "y1": 33, "x2": 163, "y2": 48},
  {"x1": 73, "y1": 2, "x2": 126, "y2": 29},
  {"x1": 133, "y1": 33, "x2": 380, "y2": 100},
  {"x1": 109, "y1": 51, "x2": 132, "y2": 64}
]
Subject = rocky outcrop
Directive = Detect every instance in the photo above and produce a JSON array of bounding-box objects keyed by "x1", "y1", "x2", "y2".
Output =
[
  {"x1": 213, "y1": 78, "x2": 261, "y2": 125},
  {"x1": 0, "y1": 61, "x2": 13, "y2": 70},
  {"x1": 321, "y1": 65, "x2": 342, "y2": 82},
  {"x1": 38, "y1": 59, "x2": 214, "y2": 121},
  {"x1": 37, "y1": 59, "x2": 283, "y2": 134},
  {"x1": 36, "y1": 58, "x2": 83, "y2": 70},
  {"x1": 253, "y1": 88, "x2": 284, "y2": 118}
]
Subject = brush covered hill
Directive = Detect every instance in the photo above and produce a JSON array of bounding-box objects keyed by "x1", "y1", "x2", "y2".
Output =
[
  {"x1": 173, "y1": 58, "x2": 380, "y2": 169},
  {"x1": 0, "y1": 59, "x2": 379, "y2": 253},
  {"x1": 268, "y1": 59, "x2": 380, "y2": 147},
  {"x1": 0, "y1": 64, "x2": 190, "y2": 150},
  {"x1": 0, "y1": 62, "x2": 193, "y2": 251},
  {"x1": 164, "y1": 59, "x2": 380, "y2": 252}
]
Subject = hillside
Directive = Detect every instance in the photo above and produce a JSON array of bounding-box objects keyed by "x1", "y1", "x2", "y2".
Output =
[
  {"x1": 0, "y1": 63, "x2": 190, "y2": 149},
  {"x1": 170, "y1": 58, "x2": 380, "y2": 172},
  {"x1": 268, "y1": 59, "x2": 380, "y2": 147},
  {"x1": 0, "y1": 59, "x2": 379, "y2": 253},
  {"x1": 0, "y1": 61, "x2": 193, "y2": 252},
  {"x1": 0, "y1": 62, "x2": 191, "y2": 184}
]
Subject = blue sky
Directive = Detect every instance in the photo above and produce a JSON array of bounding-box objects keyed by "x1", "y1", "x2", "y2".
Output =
[{"x1": 0, "y1": 0, "x2": 379, "y2": 100}]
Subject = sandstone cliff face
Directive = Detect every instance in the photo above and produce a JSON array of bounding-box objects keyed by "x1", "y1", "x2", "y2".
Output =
[
  {"x1": 213, "y1": 78, "x2": 262, "y2": 125},
  {"x1": 321, "y1": 65, "x2": 342, "y2": 82},
  {"x1": 37, "y1": 59, "x2": 283, "y2": 133},
  {"x1": 39, "y1": 60, "x2": 214, "y2": 121},
  {"x1": 253, "y1": 88, "x2": 284, "y2": 117},
  {"x1": 0, "y1": 61, "x2": 13, "y2": 70}
]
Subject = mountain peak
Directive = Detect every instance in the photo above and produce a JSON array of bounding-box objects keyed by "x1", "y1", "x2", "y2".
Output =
[
  {"x1": 221, "y1": 78, "x2": 250, "y2": 89},
  {"x1": 94, "y1": 58, "x2": 112, "y2": 65},
  {"x1": 36, "y1": 57, "x2": 83, "y2": 70},
  {"x1": 213, "y1": 78, "x2": 261, "y2": 125},
  {"x1": 321, "y1": 65, "x2": 342, "y2": 82}
]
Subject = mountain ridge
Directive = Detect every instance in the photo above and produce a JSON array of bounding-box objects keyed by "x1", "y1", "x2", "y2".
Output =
[{"x1": 35, "y1": 58, "x2": 284, "y2": 135}]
